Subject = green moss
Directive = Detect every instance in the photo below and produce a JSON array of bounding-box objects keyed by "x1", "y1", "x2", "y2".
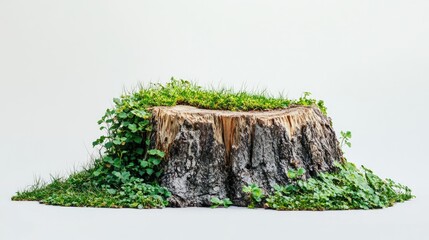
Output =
[{"x1": 120, "y1": 78, "x2": 326, "y2": 113}]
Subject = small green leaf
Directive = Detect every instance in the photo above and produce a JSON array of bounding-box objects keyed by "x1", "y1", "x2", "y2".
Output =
[
  {"x1": 92, "y1": 136, "x2": 105, "y2": 147},
  {"x1": 113, "y1": 158, "x2": 121, "y2": 168},
  {"x1": 140, "y1": 160, "x2": 149, "y2": 167},
  {"x1": 93, "y1": 167, "x2": 103, "y2": 177},
  {"x1": 345, "y1": 131, "x2": 352, "y2": 138},
  {"x1": 243, "y1": 186, "x2": 251, "y2": 193},
  {"x1": 150, "y1": 158, "x2": 161, "y2": 165},
  {"x1": 104, "y1": 141, "x2": 114, "y2": 149},
  {"x1": 106, "y1": 189, "x2": 116, "y2": 195},
  {"x1": 92, "y1": 141, "x2": 98, "y2": 147},
  {"x1": 112, "y1": 171, "x2": 121, "y2": 178},
  {"x1": 148, "y1": 149, "x2": 165, "y2": 158},
  {"x1": 146, "y1": 169, "x2": 154, "y2": 175},
  {"x1": 287, "y1": 170, "x2": 297, "y2": 179},
  {"x1": 113, "y1": 98, "x2": 121, "y2": 105},
  {"x1": 118, "y1": 112, "x2": 128, "y2": 119},
  {"x1": 103, "y1": 156, "x2": 113, "y2": 163},
  {"x1": 128, "y1": 124, "x2": 138, "y2": 132},
  {"x1": 131, "y1": 109, "x2": 149, "y2": 118},
  {"x1": 223, "y1": 198, "x2": 233, "y2": 207},
  {"x1": 136, "y1": 148, "x2": 144, "y2": 155},
  {"x1": 134, "y1": 136, "x2": 143, "y2": 144},
  {"x1": 120, "y1": 171, "x2": 130, "y2": 181}
]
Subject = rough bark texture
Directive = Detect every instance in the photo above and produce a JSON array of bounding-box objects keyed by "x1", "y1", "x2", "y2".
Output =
[{"x1": 150, "y1": 105, "x2": 342, "y2": 207}]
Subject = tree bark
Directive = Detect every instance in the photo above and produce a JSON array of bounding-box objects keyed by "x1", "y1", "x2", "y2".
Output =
[{"x1": 150, "y1": 105, "x2": 342, "y2": 207}]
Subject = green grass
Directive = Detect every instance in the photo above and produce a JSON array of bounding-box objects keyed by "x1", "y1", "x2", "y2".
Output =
[
  {"x1": 12, "y1": 78, "x2": 413, "y2": 210},
  {"x1": 122, "y1": 78, "x2": 327, "y2": 113},
  {"x1": 12, "y1": 168, "x2": 170, "y2": 209}
]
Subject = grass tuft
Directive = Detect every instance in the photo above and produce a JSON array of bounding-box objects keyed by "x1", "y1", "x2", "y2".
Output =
[
  {"x1": 120, "y1": 78, "x2": 327, "y2": 113},
  {"x1": 12, "y1": 169, "x2": 170, "y2": 209}
]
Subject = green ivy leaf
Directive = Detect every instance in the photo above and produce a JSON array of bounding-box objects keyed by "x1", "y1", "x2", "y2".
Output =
[
  {"x1": 113, "y1": 158, "x2": 121, "y2": 168},
  {"x1": 136, "y1": 148, "x2": 144, "y2": 155},
  {"x1": 104, "y1": 141, "x2": 114, "y2": 149},
  {"x1": 113, "y1": 98, "x2": 121, "y2": 105},
  {"x1": 287, "y1": 170, "x2": 297, "y2": 179},
  {"x1": 148, "y1": 149, "x2": 165, "y2": 158},
  {"x1": 151, "y1": 158, "x2": 161, "y2": 165},
  {"x1": 112, "y1": 171, "x2": 122, "y2": 178},
  {"x1": 223, "y1": 198, "x2": 233, "y2": 207},
  {"x1": 118, "y1": 112, "x2": 128, "y2": 119},
  {"x1": 93, "y1": 167, "x2": 103, "y2": 177},
  {"x1": 297, "y1": 168, "x2": 306, "y2": 176},
  {"x1": 140, "y1": 160, "x2": 149, "y2": 168},
  {"x1": 146, "y1": 169, "x2": 154, "y2": 175},
  {"x1": 128, "y1": 124, "x2": 138, "y2": 132},
  {"x1": 106, "y1": 189, "x2": 116, "y2": 195},
  {"x1": 103, "y1": 156, "x2": 113, "y2": 163},
  {"x1": 134, "y1": 136, "x2": 143, "y2": 144},
  {"x1": 131, "y1": 109, "x2": 149, "y2": 119}
]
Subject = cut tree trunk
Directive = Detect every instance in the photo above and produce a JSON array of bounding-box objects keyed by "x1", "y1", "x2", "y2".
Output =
[{"x1": 150, "y1": 105, "x2": 343, "y2": 207}]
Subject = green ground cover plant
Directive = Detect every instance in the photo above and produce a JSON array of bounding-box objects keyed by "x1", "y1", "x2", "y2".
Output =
[
  {"x1": 242, "y1": 184, "x2": 266, "y2": 209},
  {"x1": 12, "y1": 168, "x2": 170, "y2": 208},
  {"x1": 12, "y1": 78, "x2": 413, "y2": 210},
  {"x1": 210, "y1": 197, "x2": 233, "y2": 208},
  {"x1": 265, "y1": 162, "x2": 413, "y2": 210}
]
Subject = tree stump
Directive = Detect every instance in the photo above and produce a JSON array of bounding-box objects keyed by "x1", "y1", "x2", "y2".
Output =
[{"x1": 150, "y1": 105, "x2": 342, "y2": 207}]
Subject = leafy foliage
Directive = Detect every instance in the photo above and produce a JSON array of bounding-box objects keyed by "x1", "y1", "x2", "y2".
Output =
[
  {"x1": 266, "y1": 162, "x2": 414, "y2": 210},
  {"x1": 340, "y1": 131, "x2": 352, "y2": 148},
  {"x1": 210, "y1": 197, "x2": 233, "y2": 208},
  {"x1": 109, "y1": 178, "x2": 171, "y2": 209},
  {"x1": 243, "y1": 184, "x2": 265, "y2": 209},
  {"x1": 287, "y1": 167, "x2": 306, "y2": 180},
  {"x1": 295, "y1": 92, "x2": 327, "y2": 115},
  {"x1": 91, "y1": 106, "x2": 163, "y2": 187}
]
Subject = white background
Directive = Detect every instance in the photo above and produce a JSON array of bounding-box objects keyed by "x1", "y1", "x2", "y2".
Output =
[{"x1": 0, "y1": 1, "x2": 427, "y2": 239}]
